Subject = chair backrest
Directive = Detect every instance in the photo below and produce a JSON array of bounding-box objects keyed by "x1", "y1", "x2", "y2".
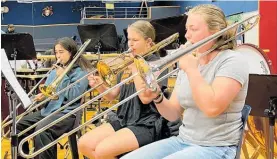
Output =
[
  {"x1": 71, "y1": 97, "x2": 84, "y2": 129},
  {"x1": 235, "y1": 105, "x2": 252, "y2": 159}
]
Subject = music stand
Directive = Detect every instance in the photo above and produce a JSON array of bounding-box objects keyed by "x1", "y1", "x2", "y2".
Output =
[
  {"x1": 150, "y1": 15, "x2": 188, "y2": 50},
  {"x1": 1, "y1": 33, "x2": 36, "y2": 159},
  {"x1": 1, "y1": 33, "x2": 36, "y2": 75},
  {"x1": 77, "y1": 24, "x2": 119, "y2": 54},
  {"x1": 245, "y1": 74, "x2": 277, "y2": 159}
]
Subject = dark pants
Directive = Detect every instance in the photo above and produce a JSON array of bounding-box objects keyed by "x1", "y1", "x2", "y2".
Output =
[{"x1": 16, "y1": 111, "x2": 75, "y2": 159}]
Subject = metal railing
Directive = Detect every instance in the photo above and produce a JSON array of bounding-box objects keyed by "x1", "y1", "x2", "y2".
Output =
[{"x1": 82, "y1": 7, "x2": 149, "y2": 19}]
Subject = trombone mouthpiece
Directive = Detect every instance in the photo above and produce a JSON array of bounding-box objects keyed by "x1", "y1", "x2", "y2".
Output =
[
  {"x1": 56, "y1": 59, "x2": 61, "y2": 65},
  {"x1": 123, "y1": 48, "x2": 133, "y2": 54},
  {"x1": 184, "y1": 41, "x2": 192, "y2": 47}
]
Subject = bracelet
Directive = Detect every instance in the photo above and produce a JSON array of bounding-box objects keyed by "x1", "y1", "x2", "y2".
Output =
[
  {"x1": 153, "y1": 91, "x2": 162, "y2": 100},
  {"x1": 154, "y1": 92, "x2": 164, "y2": 104}
]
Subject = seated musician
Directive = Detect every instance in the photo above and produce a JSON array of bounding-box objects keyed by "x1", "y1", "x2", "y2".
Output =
[
  {"x1": 78, "y1": 20, "x2": 181, "y2": 159},
  {"x1": 121, "y1": 4, "x2": 249, "y2": 159},
  {"x1": 16, "y1": 37, "x2": 92, "y2": 159}
]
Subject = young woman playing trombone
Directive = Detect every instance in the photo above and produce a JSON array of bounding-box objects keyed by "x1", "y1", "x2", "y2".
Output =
[
  {"x1": 78, "y1": 20, "x2": 181, "y2": 159},
  {"x1": 122, "y1": 4, "x2": 250, "y2": 159},
  {"x1": 16, "y1": 37, "x2": 91, "y2": 159}
]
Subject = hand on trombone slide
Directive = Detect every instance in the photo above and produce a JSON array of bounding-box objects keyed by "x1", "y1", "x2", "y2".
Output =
[
  {"x1": 131, "y1": 64, "x2": 162, "y2": 103},
  {"x1": 53, "y1": 63, "x2": 65, "y2": 76},
  {"x1": 33, "y1": 93, "x2": 45, "y2": 102},
  {"x1": 179, "y1": 41, "x2": 200, "y2": 72},
  {"x1": 178, "y1": 51, "x2": 199, "y2": 73},
  {"x1": 144, "y1": 86, "x2": 162, "y2": 102},
  {"x1": 88, "y1": 74, "x2": 103, "y2": 88}
]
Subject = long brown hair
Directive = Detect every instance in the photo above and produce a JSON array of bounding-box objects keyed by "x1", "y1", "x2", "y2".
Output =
[{"x1": 53, "y1": 37, "x2": 92, "y2": 72}]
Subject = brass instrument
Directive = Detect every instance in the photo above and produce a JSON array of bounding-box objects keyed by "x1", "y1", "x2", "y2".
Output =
[
  {"x1": 134, "y1": 13, "x2": 260, "y2": 90},
  {"x1": 39, "y1": 39, "x2": 92, "y2": 99},
  {"x1": 134, "y1": 13, "x2": 275, "y2": 159},
  {"x1": 37, "y1": 53, "x2": 120, "y2": 61},
  {"x1": 1, "y1": 43, "x2": 131, "y2": 132},
  {"x1": 1, "y1": 40, "x2": 91, "y2": 133},
  {"x1": 1, "y1": 59, "x2": 61, "y2": 137},
  {"x1": 11, "y1": 32, "x2": 177, "y2": 128},
  {"x1": 16, "y1": 13, "x2": 260, "y2": 159},
  {"x1": 10, "y1": 34, "x2": 177, "y2": 158},
  {"x1": 97, "y1": 33, "x2": 179, "y2": 86}
]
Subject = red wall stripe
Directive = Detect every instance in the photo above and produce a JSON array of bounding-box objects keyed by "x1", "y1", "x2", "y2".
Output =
[{"x1": 259, "y1": 1, "x2": 277, "y2": 74}]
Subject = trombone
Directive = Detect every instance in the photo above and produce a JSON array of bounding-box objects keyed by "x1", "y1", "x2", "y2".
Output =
[
  {"x1": 13, "y1": 33, "x2": 178, "y2": 136},
  {"x1": 39, "y1": 39, "x2": 92, "y2": 100},
  {"x1": 1, "y1": 59, "x2": 61, "y2": 127},
  {"x1": 18, "y1": 13, "x2": 259, "y2": 158},
  {"x1": 96, "y1": 33, "x2": 180, "y2": 87},
  {"x1": 1, "y1": 33, "x2": 179, "y2": 136},
  {"x1": 1, "y1": 61, "x2": 62, "y2": 139},
  {"x1": 134, "y1": 13, "x2": 260, "y2": 90},
  {"x1": 0, "y1": 33, "x2": 176, "y2": 158},
  {"x1": 19, "y1": 68, "x2": 179, "y2": 158},
  {"x1": 39, "y1": 39, "x2": 92, "y2": 99},
  {"x1": 1, "y1": 39, "x2": 92, "y2": 134}
]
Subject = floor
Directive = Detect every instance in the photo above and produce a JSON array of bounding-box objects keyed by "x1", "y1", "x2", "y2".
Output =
[{"x1": 1, "y1": 111, "x2": 270, "y2": 159}]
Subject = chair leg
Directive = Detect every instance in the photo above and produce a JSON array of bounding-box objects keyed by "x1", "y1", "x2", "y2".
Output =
[{"x1": 68, "y1": 132, "x2": 79, "y2": 159}]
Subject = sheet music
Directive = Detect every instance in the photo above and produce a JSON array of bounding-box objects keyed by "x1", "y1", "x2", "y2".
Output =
[
  {"x1": 8, "y1": 60, "x2": 36, "y2": 70},
  {"x1": 1, "y1": 49, "x2": 32, "y2": 109},
  {"x1": 8, "y1": 60, "x2": 27, "y2": 69}
]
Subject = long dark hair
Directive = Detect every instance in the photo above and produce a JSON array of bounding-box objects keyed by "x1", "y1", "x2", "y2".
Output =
[{"x1": 53, "y1": 37, "x2": 92, "y2": 72}]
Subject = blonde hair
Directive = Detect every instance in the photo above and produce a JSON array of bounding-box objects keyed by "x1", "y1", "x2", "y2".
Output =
[
  {"x1": 188, "y1": 4, "x2": 236, "y2": 50},
  {"x1": 128, "y1": 20, "x2": 156, "y2": 44}
]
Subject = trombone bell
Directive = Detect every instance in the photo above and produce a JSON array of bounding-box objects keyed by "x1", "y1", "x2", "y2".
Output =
[
  {"x1": 134, "y1": 56, "x2": 157, "y2": 91},
  {"x1": 39, "y1": 85, "x2": 59, "y2": 100},
  {"x1": 97, "y1": 61, "x2": 117, "y2": 87},
  {"x1": 97, "y1": 33, "x2": 180, "y2": 87}
]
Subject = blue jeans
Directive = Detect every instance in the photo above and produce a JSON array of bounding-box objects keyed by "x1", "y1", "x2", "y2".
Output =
[{"x1": 121, "y1": 136, "x2": 237, "y2": 159}]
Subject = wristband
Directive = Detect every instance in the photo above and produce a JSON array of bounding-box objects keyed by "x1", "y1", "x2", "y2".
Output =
[
  {"x1": 154, "y1": 92, "x2": 164, "y2": 104},
  {"x1": 154, "y1": 91, "x2": 162, "y2": 100}
]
